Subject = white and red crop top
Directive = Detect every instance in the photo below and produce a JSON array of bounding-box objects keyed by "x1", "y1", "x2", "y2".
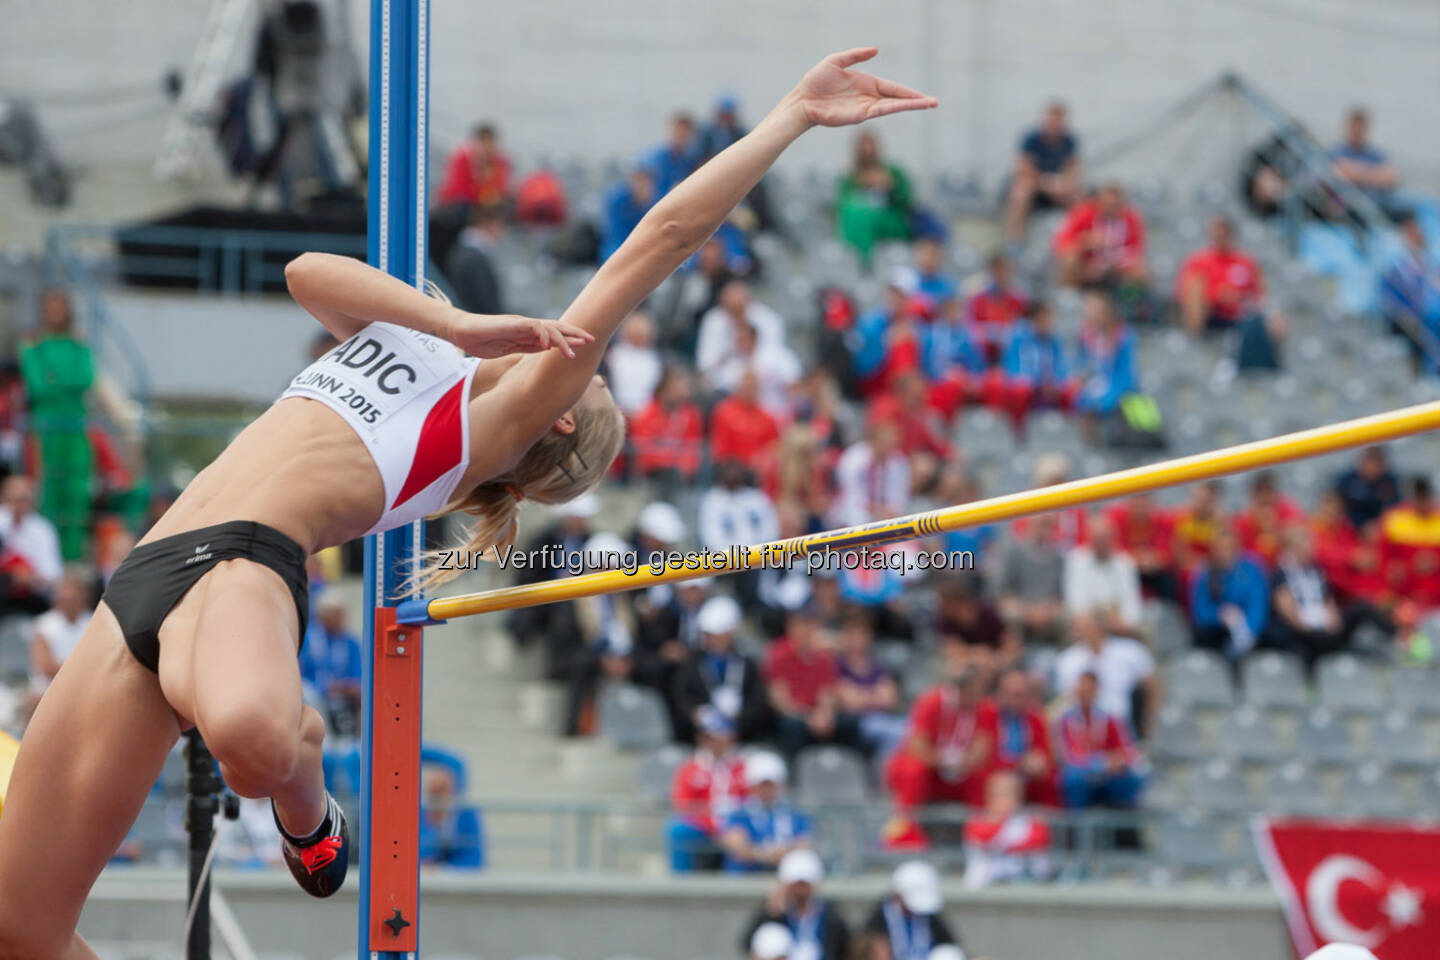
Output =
[{"x1": 279, "y1": 321, "x2": 481, "y2": 535}]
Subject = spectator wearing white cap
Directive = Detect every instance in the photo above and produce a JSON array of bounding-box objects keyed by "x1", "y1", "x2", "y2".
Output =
[
  {"x1": 860, "y1": 861, "x2": 964, "y2": 960},
  {"x1": 672, "y1": 595, "x2": 769, "y2": 742},
  {"x1": 741, "y1": 848, "x2": 851, "y2": 960},
  {"x1": 668, "y1": 705, "x2": 748, "y2": 872},
  {"x1": 504, "y1": 491, "x2": 601, "y2": 678},
  {"x1": 749, "y1": 922, "x2": 796, "y2": 960},
  {"x1": 720, "y1": 751, "x2": 812, "y2": 873},
  {"x1": 562, "y1": 532, "x2": 640, "y2": 736}
]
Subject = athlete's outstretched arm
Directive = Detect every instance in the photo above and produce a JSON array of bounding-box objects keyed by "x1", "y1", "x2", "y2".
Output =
[
  {"x1": 470, "y1": 47, "x2": 935, "y2": 453},
  {"x1": 284, "y1": 252, "x2": 592, "y2": 358}
]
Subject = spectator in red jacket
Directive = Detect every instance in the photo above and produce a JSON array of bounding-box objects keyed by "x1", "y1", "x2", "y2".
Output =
[
  {"x1": 1053, "y1": 184, "x2": 1147, "y2": 290},
  {"x1": 1309, "y1": 491, "x2": 1368, "y2": 602},
  {"x1": 967, "y1": 253, "x2": 1031, "y2": 363},
  {"x1": 962, "y1": 770, "x2": 1053, "y2": 888},
  {"x1": 710, "y1": 369, "x2": 782, "y2": 470},
  {"x1": 1104, "y1": 493, "x2": 1176, "y2": 600},
  {"x1": 668, "y1": 706, "x2": 749, "y2": 871},
  {"x1": 1054, "y1": 670, "x2": 1145, "y2": 809},
  {"x1": 763, "y1": 605, "x2": 859, "y2": 758},
  {"x1": 1380, "y1": 476, "x2": 1440, "y2": 611},
  {"x1": 981, "y1": 668, "x2": 1059, "y2": 806},
  {"x1": 435, "y1": 124, "x2": 512, "y2": 207},
  {"x1": 1172, "y1": 480, "x2": 1227, "y2": 572},
  {"x1": 1233, "y1": 470, "x2": 1305, "y2": 571},
  {"x1": 630, "y1": 366, "x2": 704, "y2": 484},
  {"x1": 885, "y1": 661, "x2": 993, "y2": 811},
  {"x1": 1175, "y1": 215, "x2": 1266, "y2": 335}
]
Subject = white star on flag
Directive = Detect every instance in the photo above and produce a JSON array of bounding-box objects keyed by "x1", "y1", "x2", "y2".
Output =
[{"x1": 1381, "y1": 882, "x2": 1424, "y2": 929}]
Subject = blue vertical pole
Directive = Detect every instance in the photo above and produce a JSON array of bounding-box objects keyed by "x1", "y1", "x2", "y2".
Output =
[{"x1": 361, "y1": 0, "x2": 429, "y2": 957}]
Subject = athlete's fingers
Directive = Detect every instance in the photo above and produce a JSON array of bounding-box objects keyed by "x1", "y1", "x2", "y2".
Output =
[
  {"x1": 827, "y1": 46, "x2": 878, "y2": 70},
  {"x1": 555, "y1": 321, "x2": 595, "y2": 343},
  {"x1": 872, "y1": 75, "x2": 932, "y2": 102},
  {"x1": 867, "y1": 97, "x2": 939, "y2": 119}
]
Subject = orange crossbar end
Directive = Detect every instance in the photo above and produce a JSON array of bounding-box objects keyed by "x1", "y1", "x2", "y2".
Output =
[{"x1": 367, "y1": 606, "x2": 423, "y2": 952}]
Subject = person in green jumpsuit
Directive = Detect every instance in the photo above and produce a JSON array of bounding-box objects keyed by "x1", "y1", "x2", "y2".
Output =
[
  {"x1": 20, "y1": 291, "x2": 93, "y2": 562},
  {"x1": 835, "y1": 130, "x2": 914, "y2": 263}
]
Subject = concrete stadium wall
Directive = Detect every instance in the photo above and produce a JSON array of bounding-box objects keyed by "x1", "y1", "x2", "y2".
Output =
[
  {"x1": 5, "y1": 0, "x2": 1440, "y2": 192},
  {"x1": 83, "y1": 867, "x2": 1293, "y2": 960}
]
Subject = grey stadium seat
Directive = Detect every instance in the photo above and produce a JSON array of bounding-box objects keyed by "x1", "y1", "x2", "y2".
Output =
[
  {"x1": 1190, "y1": 759, "x2": 1252, "y2": 815},
  {"x1": 1392, "y1": 668, "x2": 1440, "y2": 719},
  {"x1": 597, "y1": 684, "x2": 670, "y2": 750},
  {"x1": 1341, "y1": 761, "x2": 1412, "y2": 821},
  {"x1": 794, "y1": 745, "x2": 869, "y2": 805},
  {"x1": 1220, "y1": 705, "x2": 1288, "y2": 764},
  {"x1": 1370, "y1": 709, "x2": 1433, "y2": 770},
  {"x1": 1264, "y1": 761, "x2": 1330, "y2": 818},
  {"x1": 1316, "y1": 653, "x2": 1386, "y2": 715},
  {"x1": 1153, "y1": 810, "x2": 1234, "y2": 872},
  {"x1": 1241, "y1": 650, "x2": 1307, "y2": 712},
  {"x1": 1296, "y1": 706, "x2": 1356, "y2": 767},
  {"x1": 1151, "y1": 704, "x2": 1208, "y2": 762},
  {"x1": 639, "y1": 744, "x2": 688, "y2": 802},
  {"x1": 1167, "y1": 650, "x2": 1234, "y2": 709}
]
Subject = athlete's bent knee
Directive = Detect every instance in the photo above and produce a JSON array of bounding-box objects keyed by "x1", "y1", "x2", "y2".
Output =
[{"x1": 203, "y1": 705, "x2": 301, "y2": 797}]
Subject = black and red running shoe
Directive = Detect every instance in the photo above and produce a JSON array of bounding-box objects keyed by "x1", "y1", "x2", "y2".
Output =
[{"x1": 275, "y1": 792, "x2": 350, "y2": 898}]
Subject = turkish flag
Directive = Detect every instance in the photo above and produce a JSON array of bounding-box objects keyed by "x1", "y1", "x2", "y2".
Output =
[{"x1": 1255, "y1": 820, "x2": 1440, "y2": 960}]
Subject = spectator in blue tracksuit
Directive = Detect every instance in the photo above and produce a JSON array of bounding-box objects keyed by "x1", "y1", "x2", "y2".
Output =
[
  {"x1": 300, "y1": 589, "x2": 364, "y2": 736},
  {"x1": 851, "y1": 268, "x2": 918, "y2": 386},
  {"x1": 1005, "y1": 302, "x2": 1074, "y2": 410},
  {"x1": 721, "y1": 752, "x2": 812, "y2": 873},
  {"x1": 1380, "y1": 214, "x2": 1440, "y2": 375},
  {"x1": 418, "y1": 749, "x2": 485, "y2": 869},
  {"x1": 648, "y1": 113, "x2": 702, "y2": 197},
  {"x1": 1072, "y1": 291, "x2": 1139, "y2": 417},
  {"x1": 1190, "y1": 525, "x2": 1270, "y2": 663},
  {"x1": 601, "y1": 166, "x2": 657, "y2": 261},
  {"x1": 922, "y1": 298, "x2": 986, "y2": 383}
]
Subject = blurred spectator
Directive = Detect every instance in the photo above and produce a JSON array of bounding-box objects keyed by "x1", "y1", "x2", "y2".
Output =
[
  {"x1": 513, "y1": 166, "x2": 568, "y2": 227},
  {"x1": 831, "y1": 412, "x2": 911, "y2": 528},
  {"x1": 676, "y1": 238, "x2": 738, "y2": 340},
  {"x1": 1053, "y1": 184, "x2": 1147, "y2": 293},
  {"x1": 443, "y1": 203, "x2": 506, "y2": 316},
  {"x1": 435, "y1": 123, "x2": 511, "y2": 207},
  {"x1": 562, "y1": 533, "x2": 638, "y2": 736},
  {"x1": 1063, "y1": 514, "x2": 1143, "y2": 638},
  {"x1": 1005, "y1": 101, "x2": 1081, "y2": 244},
  {"x1": 0, "y1": 475, "x2": 63, "y2": 598},
  {"x1": 1072, "y1": 291, "x2": 1140, "y2": 421},
  {"x1": 741, "y1": 849, "x2": 850, "y2": 960},
  {"x1": 0, "y1": 361, "x2": 26, "y2": 479},
  {"x1": 1175, "y1": 215, "x2": 1265, "y2": 336},
  {"x1": 1234, "y1": 470, "x2": 1304, "y2": 570},
  {"x1": 1335, "y1": 446, "x2": 1402, "y2": 530},
  {"x1": 931, "y1": 470, "x2": 1000, "y2": 569},
  {"x1": 1309, "y1": 491, "x2": 1370, "y2": 603},
  {"x1": 673, "y1": 595, "x2": 769, "y2": 742},
  {"x1": 935, "y1": 576, "x2": 1020, "y2": 678},
  {"x1": 635, "y1": 577, "x2": 710, "y2": 731},
  {"x1": 709, "y1": 370, "x2": 782, "y2": 469},
  {"x1": 721, "y1": 751, "x2": 812, "y2": 873},
  {"x1": 995, "y1": 512, "x2": 1065, "y2": 646},
  {"x1": 629, "y1": 366, "x2": 704, "y2": 485},
  {"x1": 748, "y1": 923, "x2": 794, "y2": 960},
  {"x1": 668, "y1": 706, "x2": 747, "y2": 871},
  {"x1": 837, "y1": 131, "x2": 914, "y2": 261},
  {"x1": 503, "y1": 494, "x2": 598, "y2": 679},
  {"x1": 860, "y1": 861, "x2": 964, "y2": 960},
  {"x1": 605, "y1": 311, "x2": 664, "y2": 416},
  {"x1": 299, "y1": 589, "x2": 363, "y2": 737},
  {"x1": 1104, "y1": 493, "x2": 1175, "y2": 600},
  {"x1": 834, "y1": 607, "x2": 907, "y2": 759},
  {"x1": 962, "y1": 770, "x2": 1053, "y2": 888},
  {"x1": 913, "y1": 238, "x2": 957, "y2": 303},
  {"x1": 1172, "y1": 479, "x2": 1226, "y2": 571},
  {"x1": 923, "y1": 294, "x2": 991, "y2": 421},
  {"x1": 699, "y1": 462, "x2": 779, "y2": 608},
  {"x1": 1380, "y1": 213, "x2": 1440, "y2": 374},
  {"x1": 24, "y1": 572, "x2": 91, "y2": 716},
  {"x1": 853, "y1": 268, "x2": 926, "y2": 397},
  {"x1": 981, "y1": 668, "x2": 1058, "y2": 806},
  {"x1": 1001, "y1": 302, "x2": 1075, "y2": 424},
  {"x1": 1267, "y1": 526, "x2": 1347, "y2": 672},
  {"x1": 418, "y1": 763, "x2": 484, "y2": 869},
  {"x1": 697, "y1": 280, "x2": 786, "y2": 390},
  {"x1": 1054, "y1": 670, "x2": 1145, "y2": 809},
  {"x1": 601, "y1": 165, "x2": 656, "y2": 261},
  {"x1": 215, "y1": 797, "x2": 284, "y2": 869},
  {"x1": 968, "y1": 253, "x2": 1031, "y2": 359},
  {"x1": 765, "y1": 424, "x2": 837, "y2": 532},
  {"x1": 709, "y1": 320, "x2": 802, "y2": 415},
  {"x1": 1190, "y1": 525, "x2": 1270, "y2": 663},
  {"x1": 21, "y1": 291, "x2": 94, "y2": 562},
  {"x1": 885, "y1": 662, "x2": 992, "y2": 810},
  {"x1": 648, "y1": 112, "x2": 702, "y2": 197},
  {"x1": 1330, "y1": 107, "x2": 1403, "y2": 219},
  {"x1": 1379, "y1": 476, "x2": 1440, "y2": 612},
  {"x1": 879, "y1": 372, "x2": 951, "y2": 490},
  {"x1": 764, "y1": 604, "x2": 858, "y2": 758},
  {"x1": 1011, "y1": 455, "x2": 1090, "y2": 550},
  {"x1": 1053, "y1": 612, "x2": 1158, "y2": 735},
  {"x1": 700, "y1": 95, "x2": 778, "y2": 233}
]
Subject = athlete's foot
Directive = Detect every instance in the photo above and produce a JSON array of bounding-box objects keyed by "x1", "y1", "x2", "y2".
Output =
[{"x1": 275, "y1": 792, "x2": 349, "y2": 898}]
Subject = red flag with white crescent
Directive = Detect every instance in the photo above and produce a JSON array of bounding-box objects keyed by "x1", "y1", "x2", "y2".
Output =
[{"x1": 1254, "y1": 820, "x2": 1439, "y2": 959}]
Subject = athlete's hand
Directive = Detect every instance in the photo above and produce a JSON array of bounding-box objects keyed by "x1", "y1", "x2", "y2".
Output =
[
  {"x1": 792, "y1": 47, "x2": 937, "y2": 128},
  {"x1": 445, "y1": 312, "x2": 594, "y2": 360}
]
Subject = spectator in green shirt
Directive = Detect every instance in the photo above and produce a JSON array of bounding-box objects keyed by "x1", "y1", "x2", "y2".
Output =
[
  {"x1": 836, "y1": 131, "x2": 914, "y2": 262},
  {"x1": 20, "y1": 291, "x2": 94, "y2": 561}
]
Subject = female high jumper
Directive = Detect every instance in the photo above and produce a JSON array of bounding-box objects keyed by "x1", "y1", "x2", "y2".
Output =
[{"x1": 0, "y1": 48, "x2": 934, "y2": 959}]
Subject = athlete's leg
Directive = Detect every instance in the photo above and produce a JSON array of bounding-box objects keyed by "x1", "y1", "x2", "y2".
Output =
[
  {"x1": 161, "y1": 559, "x2": 326, "y2": 839},
  {"x1": 0, "y1": 604, "x2": 180, "y2": 960}
]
